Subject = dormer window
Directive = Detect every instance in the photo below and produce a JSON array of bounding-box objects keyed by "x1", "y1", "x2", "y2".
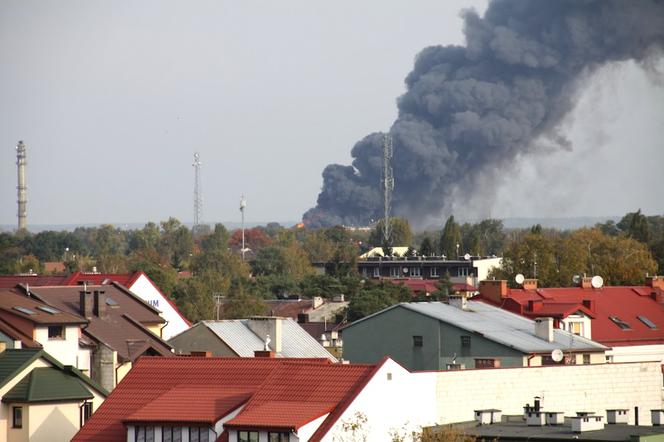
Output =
[{"x1": 609, "y1": 316, "x2": 631, "y2": 330}]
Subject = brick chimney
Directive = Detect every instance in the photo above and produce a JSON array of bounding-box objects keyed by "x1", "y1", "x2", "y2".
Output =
[
  {"x1": 79, "y1": 290, "x2": 93, "y2": 319},
  {"x1": 190, "y1": 351, "x2": 212, "y2": 357},
  {"x1": 534, "y1": 317, "x2": 554, "y2": 342},
  {"x1": 254, "y1": 350, "x2": 276, "y2": 358},
  {"x1": 580, "y1": 277, "x2": 593, "y2": 289},
  {"x1": 247, "y1": 317, "x2": 282, "y2": 353},
  {"x1": 522, "y1": 279, "x2": 538, "y2": 290},
  {"x1": 93, "y1": 290, "x2": 107, "y2": 318},
  {"x1": 479, "y1": 280, "x2": 508, "y2": 304},
  {"x1": 449, "y1": 293, "x2": 468, "y2": 310},
  {"x1": 646, "y1": 276, "x2": 664, "y2": 290}
]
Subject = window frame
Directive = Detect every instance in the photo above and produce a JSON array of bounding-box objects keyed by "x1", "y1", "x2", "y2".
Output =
[
  {"x1": 48, "y1": 325, "x2": 65, "y2": 340},
  {"x1": 474, "y1": 358, "x2": 499, "y2": 369},
  {"x1": 390, "y1": 266, "x2": 400, "y2": 278},
  {"x1": 410, "y1": 267, "x2": 421, "y2": 277},
  {"x1": 460, "y1": 335, "x2": 471, "y2": 348},
  {"x1": 189, "y1": 427, "x2": 209, "y2": 442},
  {"x1": 135, "y1": 426, "x2": 154, "y2": 442},
  {"x1": 413, "y1": 335, "x2": 423, "y2": 347},
  {"x1": 12, "y1": 406, "x2": 22, "y2": 428},
  {"x1": 239, "y1": 430, "x2": 260, "y2": 442},
  {"x1": 373, "y1": 267, "x2": 380, "y2": 278},
  {"x1": 268, "y1": 432, "x2": 290, "y2": 442},
  {"x1": 609, "y1": 316, "x2": 632, "y2": 330},
  {"x1": 637, "y1": 315, "x2": 658, "y2": 329},
  {"x1": 430, "y1": 267, "x2": 439, "y2": 277},
  {"x1": 583, "y1": 354, "x2": 591, "y2": 365},
  {"x1": 162, "y1": 427, "x2": 182, "y2": 442}
]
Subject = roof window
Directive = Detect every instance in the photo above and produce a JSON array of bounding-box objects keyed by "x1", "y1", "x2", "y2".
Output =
[
  {"x1": 13, "y1": 306, "x2": 36, "y2": 316},
  {"x1": 637, "y1": 316, "x2": 657, "y2": 329},
  {"x1": 106, "y1": 298, "x2": 118, "y2": 306},
  {"x1": 37, "y1": 306, "x2": 60, "y2": 314},
  {"x1": 609, "y1": 316, "x2": 631, "y2": 330}
]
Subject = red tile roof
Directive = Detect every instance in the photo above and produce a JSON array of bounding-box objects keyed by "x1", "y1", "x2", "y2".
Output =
[
  {"x1": 224, "y1": 362, "x2": 375, "y2": 432},
  {"x1": 62, "y1": 272, "x2": 136, "y2": 287},
  {"x1": 72, "y1": 357, "x2": 333, "y2": 442},
  {"x1": 0, "y1": 275, "x2": 69, "y2": 289},
  {"x1": 477, "y1": 285, "x2": 664, "y2": 346}
]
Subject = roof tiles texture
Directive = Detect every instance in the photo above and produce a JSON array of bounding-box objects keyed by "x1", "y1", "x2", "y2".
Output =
[
  {"x1": 72, "y1": 357, "x2": 333, "y2": 442},
  {"x1": 2, "y1": 367, "x2": 93, "y2": 403},
  {"x1": 0, "y1": 288, "x2": 86, "y2": 325}
]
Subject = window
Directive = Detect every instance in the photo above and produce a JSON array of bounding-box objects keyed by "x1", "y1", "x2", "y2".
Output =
[
  {"x1": 542, "y1": 355, "x2": 563, "y2": 366},
  {"x1": 239, "y1": 431, "x2": 259, "y2": 442},
  {"x1": 37, "y1": 305, "x2": 60, "y2": 314},
  {"x1": 189, "y1": 427, "x2": 208, "y2": 442},
  {"x1": 373, "y1": 267, "x2": 380, "y2": 278},
  {"x1": 13, "y1": 306, "x2": 35, "y2": 315},
  {"x1": 413, "y1": 335, "x2": 423, "y2": 347},
  {"x1": 430, "y1": 267, "x2": 439, "y2": 277},
  {"x1": 460, "y1": 335, "x2": 471, "y2": 348},
  {"x1": 410, "y1": 267, "x2": 421, "y2": 277},
  {"x1": 163, "y1": 427, "x2": 182, "y2": 442},
  {"x1": 48, "y1": 325, "x2": 64, "y2": 339},
  {"x1": 268, "y1": 432, "x2": 290, "y2": 442},
  {"x1": 583, "y1": 354, "x2": 591, "y2": 365},
  {"x1": 474, "y1": 358, "x2": 500, "y2": 369},
  {"x1": 638, "y1": 316, "x2": 658, "y2": 329},
  {"x1": 390, "y1": 267, "x2": 400, "y2": 278},
  {"x1": 458, "y1": 267, "x2": 469, "y2": 277},
  {"x1": 568, "y1": 321, "x2": 583, "y2": 336},
  {"x1": 12, "y1": 406, "x2": 22, "y2": 428},
  {"x1": 135, "y1": 426, "x2": 154, "y2": 442},
  {"x1": 609, "y1": 316, "x2": 632, "y2": 330},
  {"x1": 361, "y1": 267, "x2": 368, "y2": 277}
]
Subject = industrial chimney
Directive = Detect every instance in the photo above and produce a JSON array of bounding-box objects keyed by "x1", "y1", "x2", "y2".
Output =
[{"x1": 16, "y1": 141, "x2": 27, "y2": 231}]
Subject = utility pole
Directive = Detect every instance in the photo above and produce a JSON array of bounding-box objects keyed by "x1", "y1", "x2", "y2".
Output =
[
  {"x1": 381, "y1": 133, "x2": 394, "y2": 246},
  {"x1": 192, "y1": 152, "x2": 202, "y2": 232}
]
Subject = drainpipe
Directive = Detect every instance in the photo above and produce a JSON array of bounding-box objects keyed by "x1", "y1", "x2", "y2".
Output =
[{"x1": 527, "y1": 353, "x2": 536, "y2": 367}]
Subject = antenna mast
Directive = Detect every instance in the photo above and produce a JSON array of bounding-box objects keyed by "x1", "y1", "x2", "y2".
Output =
[
  {"x1": 16, "y1": 141, "x2": 28, "y2": 231},
  {"x1": 240, "y1": 195, "x2": 247, "y2": 261},
  {"x1": 381, "y1": 133, "x2": 394, "y2": 245},
  {"x1": 192, "y1": 152, "x2": 202, "y2": 231}
]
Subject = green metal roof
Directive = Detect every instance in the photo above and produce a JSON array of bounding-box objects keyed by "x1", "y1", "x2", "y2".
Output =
[
  {"x1": 0, "y1": 348, "x2": 42, "y2": 389},
  {"x1": 2, "y1": 367, "x2": 93, "y2": 403},
  {"x1": 0, "y1": 348, "x2": 108, "y2": 398}
]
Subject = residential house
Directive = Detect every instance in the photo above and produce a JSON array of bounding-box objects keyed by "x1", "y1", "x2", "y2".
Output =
[
  {"x1": 168, "y1": 317, "x2": 337, "y2": 362},
  {"x1": 10, "y1": 284, "x2": 173, "y2": 391},
  {"x1": 0, "y1": 348, "x2": 107, "y2": 442},
  {"x1": 71, "y1": 353, "x2": 664, "y2": 441},
  {"x1": 476, "y1": 277, "x2": 664, "y2": 363},
  {"x1": 342, "y1": 297, "x2": 607, "y2": 370},
  {"x1": 0, "y1": 271, "x2": 191, "y2": 340}
]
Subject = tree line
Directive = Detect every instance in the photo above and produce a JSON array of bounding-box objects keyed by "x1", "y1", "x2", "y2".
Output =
[{"x1": 0, "y1": 210, "x2": 661, "y2": 322}]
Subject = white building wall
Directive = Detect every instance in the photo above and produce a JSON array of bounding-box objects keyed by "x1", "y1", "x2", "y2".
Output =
[
  {"x1": 323, "y1": 359, "x2": 438, "y2": 441},
  {"x1": 560, "y1": 314, "x2": 593, "y2": 340},
  {"x1": 296, "y1": 413, "x2": 328, "y2": 441},
  {"x1": 434, "y1": 361, "x2": 662, "y2": 426},
  {"x1": 33, "y1": 325, "x2": 80, "y2": 367},
  {"x1": 472, "y1": 258, "x2": 503, "y2": 284},
  {"x1": 607, "y1": 344, "x2": 664, "y2": 364},
  {"x1": 128, "y1": 274, "x2": 190, "y2": 340}
]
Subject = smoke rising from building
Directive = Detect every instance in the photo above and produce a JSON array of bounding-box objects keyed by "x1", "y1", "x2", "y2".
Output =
[{"x1": 303, "y1": 0, "x2": 664, "y2": 228}]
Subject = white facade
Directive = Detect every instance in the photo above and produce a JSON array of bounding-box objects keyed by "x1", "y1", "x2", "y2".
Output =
[
  {"x1": 126, "y1": 273, "x2": 190, "y2": 340},
  {"x1": 472, "y1": 257, "x2": 502, "y2": 284},
  {"x1": 605, "y1": 344, "x2": 664, "y2": 364},
  {"x1": 33, "y1": 325, "x2": 80, "y2": 367},
  {"x1": 559, "y1": 314, "x2": 593, "y2": 340}
]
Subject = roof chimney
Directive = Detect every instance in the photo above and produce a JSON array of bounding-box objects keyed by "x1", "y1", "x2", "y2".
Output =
[
  {"x1": 93, "y1": 290, "x2": 107, "y2": 318},
  {"x1": 522, "y1": 279, "x2": 538, "y2": 290},
  {"x1": 646, "y1": 276, "x2": 664, "y2": 290},
  {"x1": 79, "y1": 289, "x2": 93, "y2": 319},
  {"x1": 534, "y1": 317, "x2": 554, "y2": 343},
  {"x1": 479, "y1": 280, "x2": 508, "y2": 304},
  {"x1": 580, "y1": 277, "x2": 593, "y2": 289},
  {"x1": 247, "y1": 317, "x2": 282, "y2": 353},
  {"x1": 190, "y1": 351, "x2": 212, "y2": 357},
  {"x1": 449, "y1": 293, "x2": 468, "y2": 310}
]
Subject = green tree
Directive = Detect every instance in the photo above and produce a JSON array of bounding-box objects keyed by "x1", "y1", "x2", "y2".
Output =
[
  {"x1": 439, "y1": 216, "x2": 462, "y2": 258},
  {"x1": 419, "y1": 237, "x2": 435, "y2": 256},
  {"x1": 200, "y1": 223, "x2": 230, "y2": 253},
  {"x1": 347, "y1": 281, "x2": 410, "y2": 321},
  {"x1": 369, "y1": 218, "x2": 413, "y2": 247}
]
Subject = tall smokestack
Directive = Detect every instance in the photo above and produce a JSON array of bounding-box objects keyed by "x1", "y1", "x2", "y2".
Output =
[
  {"x1": 16, "y1": 141, "x2": 27, "y2": 231},
  {"x1": 303, "y1": 0, "x2": 664, "y2": 228}
]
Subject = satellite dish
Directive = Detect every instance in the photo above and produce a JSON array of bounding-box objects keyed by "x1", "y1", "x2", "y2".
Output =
[
  {"x1": 591, "y1": 275, "x2": 604, "y2": 289},
  {"x1": 572, "y1": 274, "x2": 581, "y2": 285},
  {"x1": 464, "y1": 253, "x2": 471, "y2": 260},
  {"x1": 551, "y1": 349, "x2": 564, "y2": 363},
  {"x1": 402, "y1": 267, "x2": 409, "y2": 274},
  {"x1": 515, "y1": 274, "x2": 525, "y2": 285}
]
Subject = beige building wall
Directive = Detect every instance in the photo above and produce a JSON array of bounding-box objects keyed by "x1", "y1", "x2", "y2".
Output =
[
  {"x1": 435, "y1": 361, "x2": 662, "y2": 425},
  {"x1": 116, "y1": 361, "x2": 132, "y2": 385},
  {"x1": 523, "y1": 352, "x2": 605, "y2": 366}
]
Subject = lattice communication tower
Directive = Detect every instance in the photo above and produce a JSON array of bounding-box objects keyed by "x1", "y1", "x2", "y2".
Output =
[
  {"x1": 192, "y1": 152, "x2": 202, "y2": 229},
  {"x1": 381, "y1": 133, "x2": 394, "y2": 245}
]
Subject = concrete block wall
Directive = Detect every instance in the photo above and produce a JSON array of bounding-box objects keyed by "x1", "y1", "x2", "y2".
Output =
[{"x1": 434, "y1": 361, "x2": 662, "y2": 425}]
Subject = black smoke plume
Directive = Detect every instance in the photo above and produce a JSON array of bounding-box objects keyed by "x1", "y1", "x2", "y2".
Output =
[{"x1": 303, "y1": 0, "x2": 664, "y2": 228}]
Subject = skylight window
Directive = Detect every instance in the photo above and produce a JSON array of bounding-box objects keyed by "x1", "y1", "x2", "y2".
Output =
[
  {"x1": 609, "y1": 316, "x2": 632, "y2": 330},
  {"x1": 37, "y1": 306, "x2": 60, "y2": 315},
  {"x1": 13, "y1": 306, "x2": 35, "y2": 316},
  {"x1": 637, "y1": 316, "x2": 658, "y2": 329},
  {"x1": 106, "y1": 298, "x2": 118, "y2": 306}
]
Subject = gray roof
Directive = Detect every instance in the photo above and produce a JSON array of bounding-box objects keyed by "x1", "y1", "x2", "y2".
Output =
[
  {"x1": 350, "y1": 301, "x2": 607, "y2": 354},
  {"x1": 202, "y1": 318, "x2": 337, "y2": 361}
]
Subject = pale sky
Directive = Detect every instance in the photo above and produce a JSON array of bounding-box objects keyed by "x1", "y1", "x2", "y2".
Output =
[{"x1": 1, "y1": 1, "x2": 662, "y2": 228}]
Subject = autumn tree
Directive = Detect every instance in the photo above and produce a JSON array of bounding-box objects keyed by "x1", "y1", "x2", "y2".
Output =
[{"x1": 439, "y1": 215, "x2": 462, "y2": 258}]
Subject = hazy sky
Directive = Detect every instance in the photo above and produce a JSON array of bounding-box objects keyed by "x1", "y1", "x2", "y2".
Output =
[{"x1": 1, "y1": 1, "x2": 662, "y2": 228}]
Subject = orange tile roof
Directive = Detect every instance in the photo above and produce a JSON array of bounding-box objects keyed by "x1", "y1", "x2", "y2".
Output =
[
  {"x1": 72, "y1": 356, "x2": 333, "y2": 442},
  {"x1": 225, "y1": 362, "x2": 376, "y2": 432}
]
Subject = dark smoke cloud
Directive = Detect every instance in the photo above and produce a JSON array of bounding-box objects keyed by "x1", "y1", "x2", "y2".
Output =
[{"x1": 303, "y1": 0, "x2": 664, "y2": 228}]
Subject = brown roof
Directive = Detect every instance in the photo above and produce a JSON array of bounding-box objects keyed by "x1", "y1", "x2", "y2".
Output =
[
  {"x1": 0, "y1": 289, "x2": 87, "y2": 325},
  {"x1": 24, "y1": 284, "x2": 172, "y2": 362},
  {"x1": 0, "y1": 318, "x2": 41, "y2": 348},
  {"x1": 0, "y1": 275, "x2": 69, "y2": 289},
  {"x1": 263, "y1": 300, "x2": 314, "y2": 319}
]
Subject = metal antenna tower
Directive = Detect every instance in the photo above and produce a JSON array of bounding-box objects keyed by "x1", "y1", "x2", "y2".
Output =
[
  {"x1": 381, "y1": 133, "x2": 394, "y2": 245},
  {"x1": 240, "y1": 195, "x2": 247, "y2": 261},
  {"x1": 16, "y1": 141, "x2": 27, "y2": 231},
  {"x1": 192, "y1": 152, "x2": 202, "y2": 230}
]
